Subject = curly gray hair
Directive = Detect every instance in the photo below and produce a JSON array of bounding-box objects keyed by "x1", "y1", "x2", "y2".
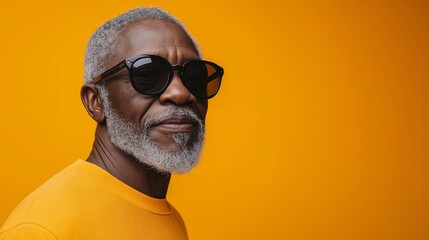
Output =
[{"x1": 83, "y1": 7, "x2": 201, "y2": 83}]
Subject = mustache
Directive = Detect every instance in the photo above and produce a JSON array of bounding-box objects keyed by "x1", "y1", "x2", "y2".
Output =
[{"x1": 143, "y1": 107, "x2": 204, "y2": 130}]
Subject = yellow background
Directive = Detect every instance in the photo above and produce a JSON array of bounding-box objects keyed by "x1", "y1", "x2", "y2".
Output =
[{"x1": 1, "y1": 0, "x2": 428, "y2": 239}]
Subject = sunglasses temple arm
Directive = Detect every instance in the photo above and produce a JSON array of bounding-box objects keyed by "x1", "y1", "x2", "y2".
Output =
[{"x1": 94, "y1": 61, "x2": 127, "y2": 83}]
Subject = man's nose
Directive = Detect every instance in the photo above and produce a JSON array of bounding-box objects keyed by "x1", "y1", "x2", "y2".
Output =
[{"x1": 158, "y1": 73, "x2": 196, "y2": 105}]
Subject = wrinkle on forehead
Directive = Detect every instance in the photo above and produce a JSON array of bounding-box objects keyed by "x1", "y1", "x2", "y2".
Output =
[{"x1": 108, "y1": 20, "x2": 199, "y2": 67}]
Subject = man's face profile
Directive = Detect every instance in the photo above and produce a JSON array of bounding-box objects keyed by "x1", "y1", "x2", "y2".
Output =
[{"x1": 98, "y1": 20, "x2": 209, "y2": 173}]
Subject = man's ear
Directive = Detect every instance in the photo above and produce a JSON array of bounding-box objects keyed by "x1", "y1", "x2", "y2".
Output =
[{"x1": 80, "y1": 83, "x2": 106, "y2": 123}]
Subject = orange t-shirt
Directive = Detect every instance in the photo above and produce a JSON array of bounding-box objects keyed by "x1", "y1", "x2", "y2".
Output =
[{"x1": 0, "y1": 160, "x2": 188, "y2": 239}]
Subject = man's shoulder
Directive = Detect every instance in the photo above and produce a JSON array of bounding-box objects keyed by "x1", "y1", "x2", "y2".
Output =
[
  {"x1": 0, "y1": 161, "x2": 97, "y2": 236},
  {"x1": 9, "y1": 161, "x2": 91, "y2": 212}
]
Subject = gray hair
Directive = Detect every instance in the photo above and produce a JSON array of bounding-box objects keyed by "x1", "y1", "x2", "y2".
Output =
[{"x1": 83, "y1": 7, "x2": 201, "y2": 83}]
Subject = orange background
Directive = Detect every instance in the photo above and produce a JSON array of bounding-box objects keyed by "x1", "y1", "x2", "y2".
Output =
[{"x1": 1, "y1": 1, "x2": 428, "y2": 239}]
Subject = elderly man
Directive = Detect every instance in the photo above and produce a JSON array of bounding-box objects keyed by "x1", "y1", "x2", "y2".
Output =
[{"x1": 0, "y1": 7, "x2": 223, "y2": 239}]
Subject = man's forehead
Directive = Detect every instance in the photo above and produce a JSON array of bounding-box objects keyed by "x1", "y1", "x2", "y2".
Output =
[
  {"x1": 122, "y1": 20, "x2": 183, "y2": 38},
  {"x1": 107, "y1": 19, "x2": 198, "y2": 65},
  {"x1": 122, "y1": 20, "x2": 196, "y2": 52}
]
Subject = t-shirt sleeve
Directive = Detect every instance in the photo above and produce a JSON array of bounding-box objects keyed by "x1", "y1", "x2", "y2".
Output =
[{"x1": 0, "y1": 223, "x2": 57, "y2": 240}]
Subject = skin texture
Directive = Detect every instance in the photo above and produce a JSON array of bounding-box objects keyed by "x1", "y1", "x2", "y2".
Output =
[{"x1": 80, "y1": 20, "x2": 208, "y2": 199}]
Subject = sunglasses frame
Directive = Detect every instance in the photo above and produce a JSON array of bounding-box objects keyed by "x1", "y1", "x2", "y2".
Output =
[{"x1": 93, "y1": 54, "x2": 224, "y2": 99}]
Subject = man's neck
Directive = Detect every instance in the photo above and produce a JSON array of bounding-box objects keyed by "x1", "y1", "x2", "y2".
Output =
[{"x1": 86, "y1": 125, "x2": 171, "y2": 199}]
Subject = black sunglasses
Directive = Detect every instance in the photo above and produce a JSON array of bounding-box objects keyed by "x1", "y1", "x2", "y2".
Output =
[{"x1": 93, "y1": 54, "x2": 224, "y2": 99}]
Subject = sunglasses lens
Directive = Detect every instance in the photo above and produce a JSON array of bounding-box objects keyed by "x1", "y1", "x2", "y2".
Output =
[
  {"x1": 129, "y1": 56, "x2": 222, "y2": 99},
  {"x1": 130, "y1": 57, "x2": 170, "y2": 95},
  {"x1": 183, "y1": 61, "x2": 222, "y2": 99}
]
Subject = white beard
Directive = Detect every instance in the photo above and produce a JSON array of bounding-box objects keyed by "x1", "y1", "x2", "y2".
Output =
[{"x1": 98, "y1": 86, "x2": 205, "y2": 174}]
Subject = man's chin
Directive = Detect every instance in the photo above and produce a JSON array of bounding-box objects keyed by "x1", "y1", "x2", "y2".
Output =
[
  {"x1": 148, "y1": 129, "x2": 196, "y2": 148},
  {"x1": 136, "y1": 154, "x2": 201, "y2": 174}
]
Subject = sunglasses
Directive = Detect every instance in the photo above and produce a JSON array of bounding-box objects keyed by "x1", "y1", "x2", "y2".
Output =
[{"x1": 93, "y1": 54, "x2": 224, "y2": 99}]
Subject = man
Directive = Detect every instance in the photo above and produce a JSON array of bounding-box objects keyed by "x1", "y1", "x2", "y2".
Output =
[{"x1": 0, "y1": 7, "x2": 223, "y2": 239}]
